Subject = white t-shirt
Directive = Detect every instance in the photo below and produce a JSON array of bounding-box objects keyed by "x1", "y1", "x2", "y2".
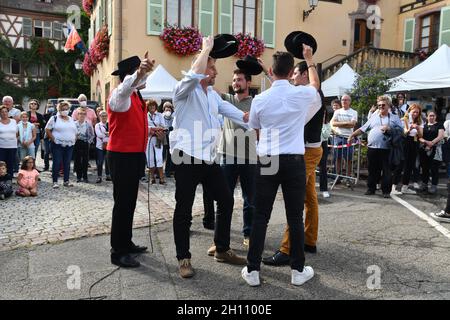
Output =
[
  {"x1": 331, "y1": 107, "x2": 358, "y2": 138},
  {"x1": 0, "y1": 120, "x2": 18, "y2": 149},
  {"x1": 8, "y1": 108, "x2": 21, "y2": 120},
  {"x1": 95, "y1": 122, "x2": 109, "y2": 150},
  {"x1": 249, "y1": 80, "x2": 321, "y2": 156},
  {"x1": 45, "y1": 115, "x2": 77, "y2": 147}
]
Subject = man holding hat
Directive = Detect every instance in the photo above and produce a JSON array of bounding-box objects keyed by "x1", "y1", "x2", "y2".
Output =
[
  {"x1": 107, "y1": 53, "x2": 155, "y2": 268},
  {"x1": 170, "y1": 35, "x2": 249, "y2": 278}
]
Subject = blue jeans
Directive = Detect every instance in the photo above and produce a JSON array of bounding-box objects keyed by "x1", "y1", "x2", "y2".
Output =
[
  {"x1": 221, "y1": 158, "x2": 256, "y2": 238},
  {"x1": 52, "y1": 143, "x2": 74, "y2": 183},
  {"x1": 18, "y1": 145, "x2": 36, "y2": 161},
  {"x1": 34, "y1": 134, "x2": 41, "y2": 158},
  {"x1": 96, "y1": 148, "x2": 110, "y2": 177},
  {"x1": 0, "y1": 148, "x2": 17, "y2": 176}
]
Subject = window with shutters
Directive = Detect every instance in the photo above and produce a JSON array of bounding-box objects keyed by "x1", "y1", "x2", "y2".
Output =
[
  {"x1": 199, "y1": 0, "x2": 214, "y2": 36},
  {"x1": 22, "y1": 18, "x2": 33, "y2": 36},
  {"x1": 420, "y1": 13, "x2": 440, "y2": 53},
  {"x1": 262, "y1": 0, "x2": 276, "y2": 48},
  {"x1": 53, "y1": 22, "x2": 62, "y2": 40},
  {"x1": 439, "y1": 6, "x2": 450, "y2": 46},
  {"x1": 167, "y1": 0, "x2": 193, "y2": 27},
  {"x1": 233, "y1": 0, "x2": 256, "y2": 35},
  {"x1": 147, "y1": 0, "x2": 165, "y2": 35},
  {"x1": 403, "y1": 18, "x2": 415, "y2": 52}
]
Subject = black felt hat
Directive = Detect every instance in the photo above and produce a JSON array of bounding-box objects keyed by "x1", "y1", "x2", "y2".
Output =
[
  {"x1": 210, "y1": 34, "x2": 239, "y2": 59},
  {"x1": 284, "y1": 31, "x2": 317, "y2": 59},
  {"x1": 111, "y1": 56, "x2": 141, "y2": 77},
  {"x1": 236, "y1": 55, "x2": 263, "y2": 76}
]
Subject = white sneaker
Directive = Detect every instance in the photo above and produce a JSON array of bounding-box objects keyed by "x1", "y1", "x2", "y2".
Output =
[
  {"x1": 52, "y1": 183, "x2": 59, "y2": 189},
  {"x1": 323, "y1": 191, "x2": 330, "y2": 198},
  {"x1": 413, "y1": 182, "x2": 420, "y2": 189},
  {"x1": 241, "y1": 267, "x2": 260, "y2": 287},
  {"x1": 291, "y1": 266, "x2": 314, "y2": 286},
  {"x1": 401, "y1": 185, "x2": 416, "y2": 194},
  {"x1": 390, "y1": 185, "x2": 402, "y2": 195},
  {"x1": 430, "y1": 210, "x2": 450, "y2": 223}
]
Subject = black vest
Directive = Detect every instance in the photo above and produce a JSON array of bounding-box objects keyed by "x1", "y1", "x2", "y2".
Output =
[{"x1": 304, "y1": 89, "x2": 325, "y2": 145}]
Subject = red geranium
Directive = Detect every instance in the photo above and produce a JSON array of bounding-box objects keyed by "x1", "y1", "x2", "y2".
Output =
[
  {"x1": 234, "y1": 33, "x2": 265, "y2": 59},
  {"x1": 82, "y1": 0, "x2": 94, "y2": 16},
  {"x1": 83, "y1": 26, "x2": 110, "y2": 76},
  {"x1": 160, "y1": 25, "x2": 202, "y2": 56}
]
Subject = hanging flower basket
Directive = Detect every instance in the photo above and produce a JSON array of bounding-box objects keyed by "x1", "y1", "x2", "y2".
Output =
[
  {"x1": 159, "y1": 25, "x2": 202, "y2": 56},
  {"x1": 234, "y1": 33, "x2": 265, "y2": 59},
  {"x1": 82, "y1": 0, "x2": 94, "y2": 16},
  {"x1": 83, "y1": 26, "x2": 110, "y2": 76}
]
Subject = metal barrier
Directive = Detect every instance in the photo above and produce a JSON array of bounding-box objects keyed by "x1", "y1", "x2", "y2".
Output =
[{"x1": 323, "y1": 134, "x2": 362, "y2": 190}]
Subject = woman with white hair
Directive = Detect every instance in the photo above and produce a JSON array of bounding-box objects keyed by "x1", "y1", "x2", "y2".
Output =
[
  {"x1": 45, "y1": 101, "x2": 77, "y2": 188},
  {"x1": 146, "y1": 99, "x2": 166, "y2": 184}
]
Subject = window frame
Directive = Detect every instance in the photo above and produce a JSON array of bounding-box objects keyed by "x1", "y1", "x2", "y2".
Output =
[
  {"x1": 166, "y1": 0, "x2": 194, "y2": 27},
  {"x1": 233, "y1": 0, "x2": 257, "y2": 35},
  {"x1": 419, "y1": 12, "x2": 440, "y2": 52}
]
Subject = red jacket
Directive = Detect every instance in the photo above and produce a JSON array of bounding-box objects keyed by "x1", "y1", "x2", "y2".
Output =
[{"x1": 107, "y1": 92, "x2": 148, "y2": 153}]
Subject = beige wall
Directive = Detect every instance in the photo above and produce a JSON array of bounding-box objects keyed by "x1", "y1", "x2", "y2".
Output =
[{"x1": 92, "y1": 0, "x2": 439, "y2": 100}]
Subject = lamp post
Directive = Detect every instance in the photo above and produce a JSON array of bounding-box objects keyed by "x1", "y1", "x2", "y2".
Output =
[
  {"x1": 74, "y1": 58, "x2": 83, "y2": 70},
  {"x1": 303, "y1": 0, "x2": 319, "y2": 21}
]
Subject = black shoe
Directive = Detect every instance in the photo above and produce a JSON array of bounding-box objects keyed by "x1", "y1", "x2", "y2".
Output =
[
  {"x1": 83, "y1": 178, "x2": 89, "y2": 183},
  {"x1": 96, "y1": 177, "x2": 102, "y2": 184},
  {"x1": 128, "y1": 244, "x2": 148, "y2": 254},
  {"x1": 76, "y1": 179, "x2": 82, "y2": 183},
  {"x1": 365, "y1": 190, "x2": 375, "y2": 195},
  {"x1": 111, "y1": 253, "x2": 140, "y2": 268},
  {"x1": 262, "y1": 250, "x2": 290, "y2": 266},
  {"x1": 304, "y1": 244, "x2": 317, "y2": 254},
  {"x1": 106, "y1": 176, "x2": 112, "y2": 181},
  {"x1": 203, "y1": 222, "x2": 215, "y2": 230}
]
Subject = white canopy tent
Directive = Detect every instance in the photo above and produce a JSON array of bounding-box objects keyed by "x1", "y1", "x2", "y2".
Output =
[
  {"x1": 321, "y1": 63, "x2": 359, "y2": 97},
  {"x1": 139, "y1": 64, "x2": 178, "y2": 100},
  {"x1": 388, "y1": 45, "x2": 450, "y2": 93}
]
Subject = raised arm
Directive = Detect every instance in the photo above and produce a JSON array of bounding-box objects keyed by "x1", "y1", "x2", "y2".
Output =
[{"x1": 303, "y1": 44, "x2": 320, "y2": 91}]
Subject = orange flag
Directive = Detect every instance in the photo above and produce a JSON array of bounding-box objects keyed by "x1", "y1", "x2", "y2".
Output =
[{"x1": 64, "y1": 25, "x2": 82, "y2": 53}]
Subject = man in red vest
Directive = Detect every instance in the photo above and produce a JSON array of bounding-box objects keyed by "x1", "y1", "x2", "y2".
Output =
[{"x1": 107, "y1": 54, "x2": 155, "y2": 268}]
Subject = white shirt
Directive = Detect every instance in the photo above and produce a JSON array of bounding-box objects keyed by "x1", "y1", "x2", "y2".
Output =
[
  {"x1": 331, "y1": 107, "x2": 358, "y2": 138},
  {"x1": 170, "y1": 70, "x2": 247, "y2": 162},
  {"x1": 444, "y1": 120, "x2": 450, "y2": 138},
  {"x1": 148, "y1": 112, "x2": 165, "y2": 129},
  {"x1": 45, "y1": 114, "x2": 77, "y2": 147},
  {"x1": 0, "y1": 120, "x2": 18, "y2": 149},
  {"x1": 8, "y1": 108, "x2": 21, "y2": 120},
  {"x1": 95, "y1": 122, "x2": 109, "y2": 150},
  {"x1": 109, "y1": 71, "x2": 148, "y2": 113},
  {"x1": 249, "y1": 80, "x2": 321, "y2": 156}
]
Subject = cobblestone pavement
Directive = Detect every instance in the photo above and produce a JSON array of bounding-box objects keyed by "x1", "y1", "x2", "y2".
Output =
[{"x1": 0, "y1": 157, "x2": 242, "y2": 252}]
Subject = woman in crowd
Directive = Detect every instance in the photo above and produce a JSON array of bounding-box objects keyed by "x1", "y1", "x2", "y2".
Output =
[
  {"x1": 162, "y1": 101, "x2": 174, "y2": 178},
  {"x1": 74, "y1": 107, "x2": 95, "y2": 183},
  {"x1": 146, "y1": 99, "x2": 166, "y2": 185},
  {"x1": 418, "y1": 110, "x2": 445, "y2": 194},
  {"x1": 348, "y1": 96, "x2": 402, "y2": 198},
  {"x1": 45, "y1": 101, "x2": 77, "y2": 189},
  {"x1": 0, "y1": 105, "x2": 17, "y2": 176},
  {"x1": 42, "y1": 103, "x2": 56, "y2": 171},
  {"x1": 17, "y1": 112, "x2": 36, "y2": 161},
  {"x1": 95, "y1": 111, "x2": 111, "y2": 183},
  {"x1": 27, "y1": 99, "x2": 45, "y2": 159},
  {"x1": 401, "y1": 103, "x2": 423, "y2": 194}
]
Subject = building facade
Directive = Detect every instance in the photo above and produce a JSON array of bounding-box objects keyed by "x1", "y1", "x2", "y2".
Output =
[
  {"x1": 88, "y1": 0, "x2": 450, "y2": 106},
  {"x1": 0, "y1": 0, "x2": 81, "y2": 87}
]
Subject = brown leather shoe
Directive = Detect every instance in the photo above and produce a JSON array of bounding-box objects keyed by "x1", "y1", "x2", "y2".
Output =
[
  {"x1": 214, "y1": 249, "x2": 247, "y2": 265},
  {"x1": 179, "y1": 259, "x2": 195, "y2": 278},
  {"x1": 207, "y1": 245, "x2": 216, "y2": 256}
]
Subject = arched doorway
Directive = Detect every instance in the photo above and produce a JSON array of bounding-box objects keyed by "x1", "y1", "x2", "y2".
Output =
[{"x1": 353, "y1": 19, "x2": 374, "y2": 51}]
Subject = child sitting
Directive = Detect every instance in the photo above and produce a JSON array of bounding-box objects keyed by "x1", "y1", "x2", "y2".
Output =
[
  {"x1": 0, "y1": 161, "x2": 13, "y2": 200},
  {"x1": 16, "y1": 156, "x2": 39, "y2": 197}
]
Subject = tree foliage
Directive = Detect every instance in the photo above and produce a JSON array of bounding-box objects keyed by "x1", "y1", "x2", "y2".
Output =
[{"x1": 349, "y1": 61, "x2": 396, "y2": 115}]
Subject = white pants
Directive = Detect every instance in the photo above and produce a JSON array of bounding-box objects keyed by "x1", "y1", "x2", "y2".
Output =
[{"x1": 146, "y1": 137, "x2": 163, "y2": 168}]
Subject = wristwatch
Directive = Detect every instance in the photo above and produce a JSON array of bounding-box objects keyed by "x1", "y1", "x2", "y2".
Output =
[{"x1": 308, "y1": 64, "x2": 317, "y2": 69}]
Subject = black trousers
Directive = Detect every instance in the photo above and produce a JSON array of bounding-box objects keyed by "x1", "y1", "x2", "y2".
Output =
[
  {"x1": 74, "y1": 140, "x2": 89, "y2": 180},
  {"x1": 419, "y1": 148, "x2": 440, "y2": 186},
  {"x1": 247, "y1": 155, "x2": 306, "y2": 272},
  {"x1": 403, "y1": 137, "x2": 419, "y2": 186},
  {"x1": 202, "y1": 184, "x2": 216, "y2": 226},
  {"x1": 173, "y1": 153, "x2": 233, "y2": 260},
  {"x1": 367, "y1": 148, "x2": 391, "y2": 194},
  {"x1": 446, "y1": 183, "x2": 450, "y2": 213},
  {"x1": 108, "y1": 151, "x2": 146, "y2": 253}
]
